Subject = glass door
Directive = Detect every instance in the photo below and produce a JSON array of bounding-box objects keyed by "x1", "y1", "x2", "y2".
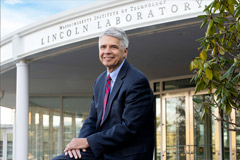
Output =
[
  {"x1": 191, "y1": 94, "x2": 216, "y2": 160},
  {"x1": 162, "y1": 92, "x2": 190, "y2": 160},
  {"x1": 155, "y1": 90, "x2": 235, "y2": 160},
  {"x1": 161, "y1": 92, "x2": 217, "y2": 160},
  {"x1": 152, "y1": 79, "x2": 237, "y2": 160}
]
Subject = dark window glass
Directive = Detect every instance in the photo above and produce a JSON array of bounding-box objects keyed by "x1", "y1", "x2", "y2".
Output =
[
  {"x1": 154, "y1": 82, "x2": 160, "y2": 92},
  {"x1": 163, "y1": 78, "x2": 195, "y2": 91},
  {"x1": 0, "y1": 140, "x2": 3, "y2": 158}
]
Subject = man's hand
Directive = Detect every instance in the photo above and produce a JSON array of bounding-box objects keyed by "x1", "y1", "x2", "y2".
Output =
[
  {"x1": 65, "y1": 149, "x2": 82, "y2": 159},
  {"x1": 64, "y1": 138, "x2": 89, "y2": 159}
]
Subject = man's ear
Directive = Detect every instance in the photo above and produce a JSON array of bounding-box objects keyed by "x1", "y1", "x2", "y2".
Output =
[{"x1": 124, "y1": 48, "x2": 128, "y2": 58}]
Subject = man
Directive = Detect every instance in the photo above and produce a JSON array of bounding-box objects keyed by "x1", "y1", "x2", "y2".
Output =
[{"x1": 52, "y1": 27, "x2": 154, "y2": 160}]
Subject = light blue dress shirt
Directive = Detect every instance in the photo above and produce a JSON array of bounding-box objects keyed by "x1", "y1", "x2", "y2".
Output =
[{"x1": 107, "y1": 59, "x2": 125, "y2": 91}]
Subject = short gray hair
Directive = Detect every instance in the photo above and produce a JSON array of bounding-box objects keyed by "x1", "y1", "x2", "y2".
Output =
[{"x1": 99, "y1": 27, "x2": 129, "y2": 51}]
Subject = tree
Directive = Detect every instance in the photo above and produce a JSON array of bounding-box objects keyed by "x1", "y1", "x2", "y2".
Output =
[{"x1": 190, "y1": 0, "x2": 240, "y2": 131}]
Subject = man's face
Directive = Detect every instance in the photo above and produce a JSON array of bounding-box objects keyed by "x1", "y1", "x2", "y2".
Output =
[{"x1": 99, "y1": 35, "x2": 128, "y2": 73}]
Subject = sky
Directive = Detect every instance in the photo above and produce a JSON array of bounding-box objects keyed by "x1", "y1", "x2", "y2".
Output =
[
  {"x1": 1, "y1": 0, "x2": 97, "y2": 37},
  {"x1": 0, "y1": 0, "x2": 97, "y2": 124}
]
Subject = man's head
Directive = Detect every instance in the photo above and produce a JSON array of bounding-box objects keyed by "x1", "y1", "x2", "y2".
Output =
[
  {"x1": 99, "y1": 27, "x2": 129, "y2": 73},
  {"x1": 99, "y1": 27, "x2": 129, "y2": 51}
]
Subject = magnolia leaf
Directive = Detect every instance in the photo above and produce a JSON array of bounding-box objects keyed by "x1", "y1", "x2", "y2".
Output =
[
  {"x1": 214, "y1": 17, "x2": 224, "y2": 24},
  {"x1": 204, "y1": 3, "x2": 212, "y2": 12},
  {"x1": 218, "y1": 46, "x2": 225, "y2": 55},
  {"x1": 221, "y1": 96, "x2": 227, "y2": 104},
  {"x1": 226, "y1": 102, "x2": 232, "y2": 115},
  {"x1": 214, "y1": 2, "x2": 220, "y2": 13},
  {"x1": 200, "y1": 50, "x2": 207, "y2": 61},
  {"x1": 228, "y1": 0, "x2": 234, "y2": 15},
  {"x1": 234, "y1": 5, "x2": 240, "y2": 17},
  {"x1": 213, "y1": 70, "x2": 221, "y2": 81},
  {"x1": 211, "y1": 47, "x2": 216, "y2": 57},
  {"x1": 205, "y1": 68, "x2": 213, "y2": 80},
  {"x1": 203, "y1": 76, "x2": 210, "y2": 84},
  {"x1": 203, "y1": 62, "x2": 210, "y2": 69},
  {"x1": 211, "y1": 39, "x2": 216, "y2": 45},
  {"x1": 217, "y1": 24, "x2": 225, "y2": 31},
  {"x1": 193, "y1": 98, "x2": 203, "y2": 104},
  {"x1": 206, "y1": 20, "x2": 214, "y2": 37},
  {"x1": 204, "y1": 104, "x2": 209, "y2": 114},
  {"x1": 200, "y1": 18, "x2": 208, "y2": 29},
  {"x1": 232, "y1": 73, "x2": 240, "y2": 82},
  {"x1": 190, "y1": 61, "x2": 195, "y2": 71},
  {"x1": 198, "y1": 15, "x2": 207, "y2": 19},
  {"x1": 221, "y1": 65, "x2": 235, "y2": 80},
  {"x1": 234, "y1": 58, "x2": 238, "y2": 63},
  {"x1": 190, "y1": 59, "x2": 199, "y2": 71},
  {"x1": 223, "y1": 89, "x2": 230, "y2": 97}
]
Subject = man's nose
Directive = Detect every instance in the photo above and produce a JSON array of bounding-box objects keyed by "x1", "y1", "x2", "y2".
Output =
[{"x1": 104, "y1": 47, "x2": 111, "y2": 53}]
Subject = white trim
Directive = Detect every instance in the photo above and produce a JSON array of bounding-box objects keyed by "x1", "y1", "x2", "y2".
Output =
[{"x1": 1, "y1": 0, "x2": 211, "y2": 71}]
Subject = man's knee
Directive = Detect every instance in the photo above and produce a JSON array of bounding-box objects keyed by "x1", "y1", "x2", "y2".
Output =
[{"x1": 51, "y1": 153, "x2": 71, "y2": 160}]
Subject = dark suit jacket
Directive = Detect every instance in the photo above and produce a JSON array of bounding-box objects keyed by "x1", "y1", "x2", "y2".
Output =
[{"x1": 79, "y1": 60, "x2": 155, "y2": 160}]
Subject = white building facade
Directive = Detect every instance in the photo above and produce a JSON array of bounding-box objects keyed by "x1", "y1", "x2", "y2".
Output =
[{"x1": 0, "y1": 0, "x2": 239, "y2": 160}]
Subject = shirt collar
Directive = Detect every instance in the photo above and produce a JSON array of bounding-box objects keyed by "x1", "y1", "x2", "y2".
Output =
[{"x1": 107, "y1": 59, "x2": 125, "y2": 83}]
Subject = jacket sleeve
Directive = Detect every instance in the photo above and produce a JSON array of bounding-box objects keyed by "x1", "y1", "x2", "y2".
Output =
[
  {"x1": 86, "y1": 77, "x2": 154, "y2": 157},
  {"x1": 78, "y1": 95, "x2": 97, "y2": 138}
]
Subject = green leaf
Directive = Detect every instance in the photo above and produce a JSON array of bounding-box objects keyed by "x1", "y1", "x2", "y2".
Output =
[
  {"x1": 205, "y1": 68, "x2": 213, "y2": 80},
  {"x1": 218, "y1": 46, "x2": 225, "y2": 55},
  {"x1": 216, "y1": 24, "x2": 225, "y2": 31},
  {"x1": 200, "y1": 18, "x2": 208, "y2": 29},
  {"x1": 221, "y1": 65, "x2": 235, "y2": 80},
  {"x1": 190, "y1": 59, "x2": 199, "y2": 71},
  {"x1": 234, "y1": 5, "x2": 240, "y2": 17},
  {"x1": 229, "y1": 24, "x2": 235, "y2": 32},
  {"x1": 220, "y1": 103, "x2": 225, "y2": 110},
  {"x1": 204, "y1": 104, "x2": 209, "y2": 114},
  {"x1": 193, "y1": 98, "x2": 203, "y2": 104},
  {"x1": 203, "y1": 62, "x2": 210, "y2": 69},
  {"x1": 223, "y1": 89, "x2": 230, "y2": 97},
  {"x1": 214, "y1": 17, "x2": 225, "y2": 24},
  {"x1": 213, "y1": 70, "x2": 221, "y2": 81},
  {"x1": 190, "y1": 61, "x2": 194, "y2": 71},
  {"x1": 226, "y1": 102, "x2": 232, "y2": 115},
  {"x1": 221, "y1": 96, "x2": 227, "y2": 104},
  {"x1": 215, "y1": 87, "x2": 220, "y2": 94},
  {"x1": 198, "y1": 15, "x2": 207, "y2": 19},
  {"x1": 211, "y1": 47, "x2": 216, "y2": 56},
  {"x1": 232, "y1": 73, "x2": 240, "y2": 82},
  {"x1": 206, "y1": 20, "x2": 214, "y2": 37},
  {"x1": 228, "y1": 0, "x2": 235, "y2": 15},
  {"x1": 214, "y1": 2, "x2": 221, "y2": 13},
  {"x1": 200, "y1": 50, "x2": 207, "y2": 61},
  {"x1": 204, "y1": 3, "x2": 212, "y2": 12}
]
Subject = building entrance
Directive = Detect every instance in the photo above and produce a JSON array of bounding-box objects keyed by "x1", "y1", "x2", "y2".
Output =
[
  {"x1": 161, "y1": 93, "x2": 187, "y2": 160},
  {"x1": 152, "y1": 77, "x2": 237, "y2": 160},
  {"x1": 156, "y1": 92, "x2": 219, "y2": 160}
]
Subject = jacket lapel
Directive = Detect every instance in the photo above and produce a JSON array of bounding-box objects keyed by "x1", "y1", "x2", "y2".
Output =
[
  {"x1": 96, "y1": 72, "x2": 107, "y2": 128},
  {"x1": 101, "y1": 60, "x2": 129, "y2": 125}
]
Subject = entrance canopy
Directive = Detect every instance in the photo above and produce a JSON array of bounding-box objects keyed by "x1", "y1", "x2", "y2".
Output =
[{"x1": 0, "y1": 0, "x2": 210, "y2": 106}]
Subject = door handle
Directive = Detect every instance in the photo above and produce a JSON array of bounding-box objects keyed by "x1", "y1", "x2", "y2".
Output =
[
  {"x1": 184, "y1": 145, "x2": 195, "y2": 154},
  {"x1": 184, "y1": 145, "x2": 190, "y2": 154},
  {"x1": 189, "y1": 145, "x2": 194, "y2": 154}
]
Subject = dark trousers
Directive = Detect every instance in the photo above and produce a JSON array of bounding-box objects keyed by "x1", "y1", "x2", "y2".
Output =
[{"x1": 51, "y1": 149, "x2": 104, "y2": 160}]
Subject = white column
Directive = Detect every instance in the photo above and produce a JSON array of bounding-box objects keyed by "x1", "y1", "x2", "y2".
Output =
[{"x1": 15, "y1": 61, "x2": 29, "y2": 160}]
